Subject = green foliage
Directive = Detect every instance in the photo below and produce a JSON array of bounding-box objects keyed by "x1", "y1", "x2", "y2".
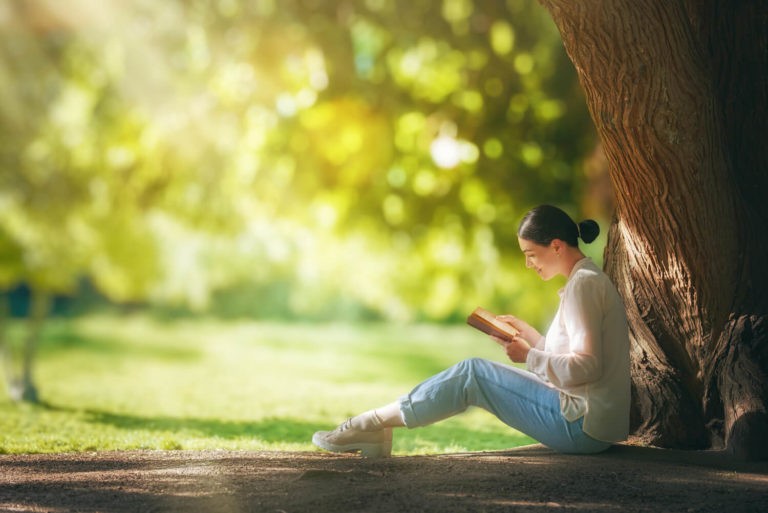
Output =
[
  {"x1": 0, "y1": 315, "x2": 534, "y2": 454},
  {"x1": 0, "y1": 1, "x2": 598, "y2": 322}
]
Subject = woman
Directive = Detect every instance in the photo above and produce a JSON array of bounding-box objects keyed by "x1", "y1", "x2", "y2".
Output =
[{"x1": 312, "y1": 205, "x2": 631, "y2": 457}]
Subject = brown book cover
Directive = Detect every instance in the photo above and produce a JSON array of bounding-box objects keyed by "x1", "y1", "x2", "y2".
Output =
[{"x1": 466, "y1": 307, "x2": 520, "y2": 341}]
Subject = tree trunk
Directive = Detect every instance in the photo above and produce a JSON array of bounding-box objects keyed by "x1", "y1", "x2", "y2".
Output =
[
  {"x1": 538, "y1": 0, "x2": 768, "y2": 459},
  {"x1": 21, "y1": 288, "x2": 50, "y2": 402},
  {"x1": 0, "y1": 294, "x2": 11, "y2": 396},
  {"x1": 8, "y1": 288, "x2": 50, "y2": 403}
]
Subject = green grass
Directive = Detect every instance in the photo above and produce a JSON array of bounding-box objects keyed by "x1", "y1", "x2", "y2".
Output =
[{"x1": 0, "y1": 315, "x2": 535, "y2": 455}]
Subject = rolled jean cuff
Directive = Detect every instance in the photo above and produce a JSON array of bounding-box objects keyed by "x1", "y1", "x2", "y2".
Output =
[{"x1": 398, "y1": 394, "x2": 418, "y2": 428}]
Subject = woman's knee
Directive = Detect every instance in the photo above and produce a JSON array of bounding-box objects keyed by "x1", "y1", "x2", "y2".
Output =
[{"x1": 458, "y1": 357, "x2": 493, "y2": 373}]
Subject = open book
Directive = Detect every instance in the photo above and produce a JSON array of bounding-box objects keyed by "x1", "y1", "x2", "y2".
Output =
[{"x1": 466, "y1": 307, "x2": 520, "y2": 341}]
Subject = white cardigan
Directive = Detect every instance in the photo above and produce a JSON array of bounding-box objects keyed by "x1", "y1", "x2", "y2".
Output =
[{"x1": 525, "y1": 257, "x2": 631, "y2": 443}]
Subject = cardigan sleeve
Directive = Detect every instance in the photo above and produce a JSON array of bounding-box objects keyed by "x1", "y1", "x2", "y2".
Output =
[{"x1": 526, "y1": 275, "x2": 603, "y2": 388}]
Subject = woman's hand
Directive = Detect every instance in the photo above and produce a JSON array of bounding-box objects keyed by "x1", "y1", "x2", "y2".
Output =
[
  {"x1": 503, "y1": 335, "x2": 531, "y2": 363},
  {"x1": 496, "y1": 314, "x2": 542, "y2": 346},
  {"x1": 489, "y1": 334, "x2": 531, "y2": 363}
]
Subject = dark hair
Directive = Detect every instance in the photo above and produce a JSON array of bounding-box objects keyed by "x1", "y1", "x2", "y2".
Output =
[{"x1": 517, "y1": 205, "x2": 599, "y2": 247}]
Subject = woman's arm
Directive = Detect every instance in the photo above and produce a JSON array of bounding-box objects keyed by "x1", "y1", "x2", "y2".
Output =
[
  {"x1": 527, "y1": 350, "x2": 599, "y2": 388},
  {"x1": 496, "y1": 315, "x2": 544, "y2": 348},
  {"x1": 489, "y1": 315, "x2": 544, "y2": 363},
  {"x1": 526, "y1": 277, "x2": 604, "y2": 388}
]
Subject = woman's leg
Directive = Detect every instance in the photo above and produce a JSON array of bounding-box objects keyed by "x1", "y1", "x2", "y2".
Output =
[
  {"x1": 313, "y1": 357, "x2": 609, "y2": 456},
  {"x1": 399, "y1": 358, "x2": 610, "y2": 454}
]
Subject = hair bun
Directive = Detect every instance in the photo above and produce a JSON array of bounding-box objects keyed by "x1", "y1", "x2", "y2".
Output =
[{"x1": 578, "y1": 219, "x2": 600, "y2": 244}]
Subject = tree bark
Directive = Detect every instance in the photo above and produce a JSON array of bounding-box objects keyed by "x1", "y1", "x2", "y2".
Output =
[{"x1": 538, "y1": 0, "x2": 768, "y2": 458}]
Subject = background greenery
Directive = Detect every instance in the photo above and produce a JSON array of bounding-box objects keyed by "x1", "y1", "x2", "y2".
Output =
[
  {"x1": 0, "y1": 0, "x2": 604, "y2": 324},
  {"x1": 1, "y1": 0, "x2": 605, "y2": 452}
]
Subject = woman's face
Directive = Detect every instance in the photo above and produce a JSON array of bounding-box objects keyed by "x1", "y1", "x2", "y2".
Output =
[{"x1": 518, "y1": 237, "x2": 561, "y2": 281}]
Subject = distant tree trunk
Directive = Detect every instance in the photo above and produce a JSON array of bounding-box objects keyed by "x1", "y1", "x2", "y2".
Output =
[
  {"x1": 9, "y1": 289, "x2": 50, "y2": 403},
  {"x1": 538, "y1": 0, "x2": 768, "y2": 459},
  {"x1": 0, "y1": 294, "x2": 10, "y2": 395},
  {"x1": 22, "y1": 289, "x2": 48, "y2": 402}
]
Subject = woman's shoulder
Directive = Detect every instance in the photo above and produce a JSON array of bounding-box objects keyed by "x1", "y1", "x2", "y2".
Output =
[
  {"x1": 569, "y1": 258, "x2": 602, "y2": 281},
  {"x1": 567, "y1": 259, "x2": 613, "y2": 293},
  {"x1": 567, "y1": 259, "x2": 625, "y2": 308}
]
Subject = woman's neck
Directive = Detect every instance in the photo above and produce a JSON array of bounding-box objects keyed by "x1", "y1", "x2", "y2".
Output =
[{"x1": 560, "y1": 247, "x2": 587, "y2": 278}]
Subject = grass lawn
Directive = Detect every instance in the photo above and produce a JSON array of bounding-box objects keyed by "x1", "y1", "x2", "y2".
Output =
[{"x1": 0, "y1": 314, "x2": 535, "y2": 455}]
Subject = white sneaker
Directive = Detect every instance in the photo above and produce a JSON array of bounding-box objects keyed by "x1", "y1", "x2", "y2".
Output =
[{"x1": 312, "y1": 419, "x2": 393, "y2": 458}]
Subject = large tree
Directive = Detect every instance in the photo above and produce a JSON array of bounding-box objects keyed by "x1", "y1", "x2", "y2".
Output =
[{"x1": 538, "y1": 0, "x2": 768, "y2": 459}]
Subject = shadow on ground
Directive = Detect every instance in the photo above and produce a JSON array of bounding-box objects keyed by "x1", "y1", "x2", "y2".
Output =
[
  {"x1": 0, "y1": 445, "x2": 766, "y2": 513},
  {"x1": 35, "y1": 401, "x2": 534, "y2": 452}
]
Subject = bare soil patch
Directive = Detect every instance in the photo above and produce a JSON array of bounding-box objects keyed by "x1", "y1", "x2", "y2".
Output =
[{"x1": 0, "y1": 445, "x2": 766, "y2": 512}]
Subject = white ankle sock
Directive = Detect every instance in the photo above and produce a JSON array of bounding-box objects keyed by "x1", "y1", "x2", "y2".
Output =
[
  {"x1": 349, "y1": 409, "x2": 384, "y2": 431},
  {"x1": 375, "y1": 401, "x2": 406, "y2": 428},
  {"x1": 350, "y1": 402, "x2": 405, "y2": 431}
]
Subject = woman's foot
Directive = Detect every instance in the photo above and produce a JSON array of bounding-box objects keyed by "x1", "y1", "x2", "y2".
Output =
[{"x1": 312, "y1": 419, "x2": 393, "y2": 458}]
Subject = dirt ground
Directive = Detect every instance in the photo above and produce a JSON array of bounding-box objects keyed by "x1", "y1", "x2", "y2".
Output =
[{"x1": 0, "y1": 444, "x2": 766, "y2": 513}]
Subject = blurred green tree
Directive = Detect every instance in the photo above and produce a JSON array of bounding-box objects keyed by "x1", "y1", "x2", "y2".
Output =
[
  {"x1": 0, "y1": 0, "x2": 597, "y2": 400},
  {"x1": 187, "y1": 0, "x2": 597, "y2": 320}
]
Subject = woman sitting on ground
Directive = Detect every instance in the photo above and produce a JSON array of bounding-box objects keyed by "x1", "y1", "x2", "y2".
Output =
[{"x1": 313, "y1": 204, "x2": 631, "y2": 457}]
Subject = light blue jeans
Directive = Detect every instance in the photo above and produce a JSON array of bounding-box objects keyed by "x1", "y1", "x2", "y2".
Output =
[{"x1": 398, "y1": 358, "x2": 611, "y2": 454}]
